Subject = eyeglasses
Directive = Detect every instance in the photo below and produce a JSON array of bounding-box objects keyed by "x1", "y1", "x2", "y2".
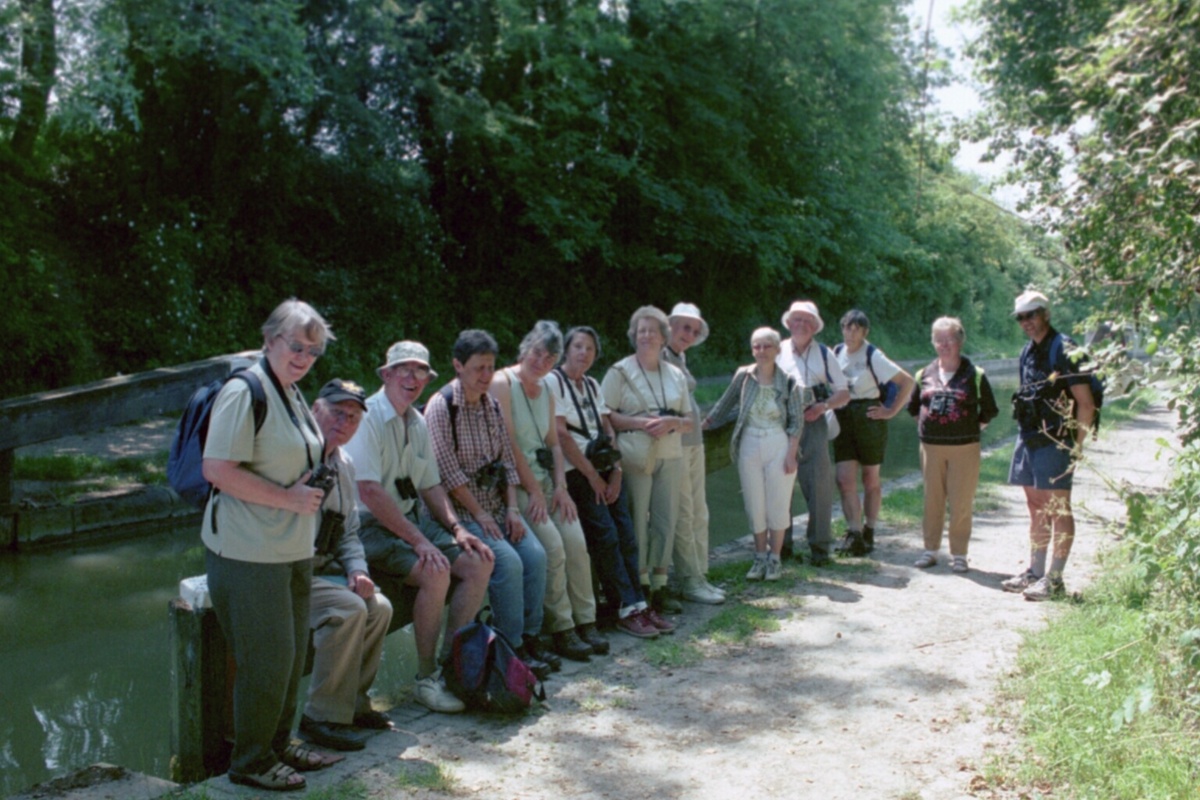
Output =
[
  {"x1": 1015, "y1": 311, "x2": 1040, "y2": 322},
  {"x1": 278, "y1": 337, "x2": 324, "y2": 358},
  {"x1": 326, "y1": 407, "x2": 361, "y2": 425},
  {"x1": 391, "y1": 364, "x2": 431, "y2": 380}
]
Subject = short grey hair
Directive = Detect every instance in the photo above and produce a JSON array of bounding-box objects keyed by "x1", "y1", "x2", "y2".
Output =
[
  {"x1": 518, "y1": 320, "x2": 564, "y2": 360},
  {"x1": 931, "y1": 316, "x2": 966, "y2": 344},
  {"x1": 626, "y1": 305, "x2": 670, "y2": 349},
  {"x1": 751, "y1": 327, "x2": 781, "y2": 347},
  {"x1": 262, "y1": 298, "x2": 334, "y2": 348}
]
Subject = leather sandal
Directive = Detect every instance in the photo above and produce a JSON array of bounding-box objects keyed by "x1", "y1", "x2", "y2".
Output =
[
  {"x1": 280, "y1": 740, "x2": 344, "y2": 772},
  {"x1": 229, "y1": 762, "x2": 306, "y2": 792}
]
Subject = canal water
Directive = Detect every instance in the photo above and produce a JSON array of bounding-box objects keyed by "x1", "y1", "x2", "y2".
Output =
[{"x1": 0, "y1": 374, "x2": 1017, "y2": 797}]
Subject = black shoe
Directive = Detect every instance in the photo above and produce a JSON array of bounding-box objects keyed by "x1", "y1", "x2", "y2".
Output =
[
  {"x1": 523, "y1": 635, "x2": 563, "y2": 672},
  {"x1": 835, "y1": 530, "x2": 867, "y2": 557},
  {"x1": 808, "y1": 546, "x2": 831, "y2": 567},
  {"x1": 299, "y1": 715, "x2": 369, "y2": 751},
  {"x1": 516, "y1": 645, "x2": 553, "y2": 680},
  {"x1": 780, "y1": 543, "x2": 795, "y2": 562},
  {"x1": 352, "y1": 709, "x2": 392, "y2": 730},
  {"x1": 862, "y1": 525, "x2": 875, "y2": 553},
  {"x1": 651, "y1": 588, "x2": 684, "y2": 615},
  {"x1": 577, "y1": 623, "x2": 610, "y2": 655},
  {"x1": 552, "y1": 629, "x2": 593, "y2": 662}
]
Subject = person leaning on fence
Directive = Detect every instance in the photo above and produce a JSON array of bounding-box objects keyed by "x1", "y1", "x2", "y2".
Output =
[
  {"x1": 200, "y1": 298, "x2": 340, "y2": 792},
  {"x1": 550, "y1": 326, "x2": 674, "y2": 639},
  {"x1": 298, "y1": 379, "x2": 394, "y2": 751},
  {"x1": 1002, "y1": 290, "x2": 1096, "y2": 601},
  {"x1": 492, "y1": 320, "x2": 607, "y2": 662},
  {"x1": 601, "y1": 306, "x2": 693, "y2": 616},
  {"x1": 907, "y1": 317, "x2": 999, "y2": 574},
  {"x1": 341, "y1": 341, "x2": 494, "y2": 714},
  {"x1": 662, "y1": 302, "x2": 726, "y2": 605},
  {"x1": 832, "y1": 309, "x2": 915, "y2": 557},
  {"x1": 775, "y1": 300, "x2": 850, "y2": 567},
  {"x1": 703, "y1": 327, "x2": 806, "y2": 582},
  {"x1": 425, "y1": 330, "x2": 557, "y2": 678}
]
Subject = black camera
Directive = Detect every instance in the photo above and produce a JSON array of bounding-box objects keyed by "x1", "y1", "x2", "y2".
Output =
[
  {"x1": 394, "y1": 476, "x2": 418, "y2": 501},
  {"x1": 1012, "y1": 393, "x2": 1042, "y2": 428},
  {"x1": 657, "y1": 408, "x2": 683, "y2": 418},
  {"x1": 586, "y1": 434, "x2": 622, "y2": 472},
  {"x1": 811, "y1": 383, "x2": 831, "y2": 404},
  {"x1": 929, "y1": 392, "x2": 954, "y2": 416},
  {"x1": 475, "y1": 459, "x2": 508, "y2": 494},
  {"x1": 307, "y1": 462, "x2": 337, "y2": 494},
  {"x1": 314, "y1": 509, "x2": 346, "y2": 556},
  {"x1": 535, "y1": 447, "x2": 555, "y2": 471}
]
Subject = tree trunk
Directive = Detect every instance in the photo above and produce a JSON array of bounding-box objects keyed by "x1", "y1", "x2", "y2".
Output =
[{"x1": 11, "y1": 0, "x2": 56, "y2": 160}]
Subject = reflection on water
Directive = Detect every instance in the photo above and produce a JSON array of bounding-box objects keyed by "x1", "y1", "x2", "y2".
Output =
[{"x1": 0, "y1": 373, "x2": 1018, "y2": 796}]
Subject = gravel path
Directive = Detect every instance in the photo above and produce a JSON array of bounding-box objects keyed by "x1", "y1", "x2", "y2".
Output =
[{"x1": 176, "y1": 401, "x2": 1172, "y2": 800}]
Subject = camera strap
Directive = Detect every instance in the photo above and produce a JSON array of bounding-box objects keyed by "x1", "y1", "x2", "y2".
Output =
[
  {"x1": 554, "y1": 368, "x2": 600, "y2": 442},
  {"x1": 508, "y1": 369, "x2": 548, "y2": 444},
  {"x1": 261, "y1": 357, "x2": 318, "y2": 473}
]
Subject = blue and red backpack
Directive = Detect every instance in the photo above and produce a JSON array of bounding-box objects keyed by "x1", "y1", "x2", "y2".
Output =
[{"x1": 444, "y1": 618, "x2": 544, "y2": 713}]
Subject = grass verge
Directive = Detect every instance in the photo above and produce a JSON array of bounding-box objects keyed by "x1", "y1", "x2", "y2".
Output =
[{"x1": 15, "y1": 452, "x2": 168, "y2": 486}]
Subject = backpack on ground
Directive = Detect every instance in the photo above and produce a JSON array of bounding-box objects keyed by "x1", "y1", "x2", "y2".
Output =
[
  {"x1": 444, "y1": 618, "x2": 544, "y2": 713},
  {"x1": 167, "y1": 369, "x2": 267, "y2": 509}
]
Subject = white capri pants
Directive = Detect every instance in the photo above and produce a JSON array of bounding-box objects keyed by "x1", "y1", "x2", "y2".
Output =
[{"x1": 737, "y1": 426, "x2": 797, "y2": 533}]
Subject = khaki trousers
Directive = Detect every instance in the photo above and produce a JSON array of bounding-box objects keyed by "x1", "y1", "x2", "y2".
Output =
[
  {"x1": 519, "y1": 481, "x2": 597, "y2": 633},
  {"x1": 919, "y1": 442, "x2": 982, "y2": 556},
  {"x1": 672, "y1": 443, "x2": 709, "y2": 580},
  {"x1": 305, "y1": 579, "x2": 394, "y2": 724},
  {"x1": 625, "y1": 456, "x2": 683, "y2": 577}
]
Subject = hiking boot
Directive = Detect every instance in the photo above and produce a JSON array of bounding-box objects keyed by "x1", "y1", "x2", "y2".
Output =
[
  {"x1": 862, "y1": 524, "x2": 876, "y2": 553},
  {"x1": 640, "y1": 607, "x2": 676, "y2": 634},
  {"x1": 746, "y1": 554, "x2": 768, "y2": 581},
  {"x1": 576, "y1": 623, "x2": 610, "y2": 655},
  {"x1": 835, "y1": 530, "x2": 867, "y2": 557},
  {"x1": 515, "y1": 645, "x2": 553, "y2": 681},
  {"x1": 615, "y1": 612, "x2": 659, "y2": 639},
  {"x1": 808, "y1": 546, "x2": 831, "y2": 567},
  {"x1": 913, "y1": 551, "x2": 937, "y2": 568},
  {"x1": 764, "y1": 554, "x2": 783, "y2": 581},
  {"x1": 680, "y1": 577, "x2": 726, "y2": 605},
  {"x1": 651, "y1": 588, "x2": 683, "y2": 615},
  {"x1": 551, "y1": 629, "x2": 593, "y2": 662},
  {"x1": 299, "y1": 715, "x2": 369, "y2": 751},
  {"x1": 1023, "y1": 574, "x2": 1065, "y2": 602},
  {"x1": 523, "y1": 635, "x2": 562, "y2": 672},
  {"x1": 413, "y1": 668, "x2": 466, "y2": 714},
  {"x1": 1001, "y1": 570, "x2": 1040, "y2": 593}
]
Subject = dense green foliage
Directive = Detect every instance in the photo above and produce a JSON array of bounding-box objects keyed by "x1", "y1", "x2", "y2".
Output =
[
  {"x1": 968, "y1": 1, "x2": 1200, "y2": 792},
  {"x1": 1, "y1": 0, "x2": 1054, "y2": 399}
]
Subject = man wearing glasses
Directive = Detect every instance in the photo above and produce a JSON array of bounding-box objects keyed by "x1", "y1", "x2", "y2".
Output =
[
  {"x1": 343, "y1": 341, "x2": 495, "y2": 713},
  {"x1": 1002, "y1": 291, "x2": 1096, "y2": 601}
]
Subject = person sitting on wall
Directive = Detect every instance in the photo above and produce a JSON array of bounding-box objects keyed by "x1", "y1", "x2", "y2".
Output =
[
  {"x1": 343, "y1": 342, "x2": 495, "y2": 714},
  {"x1": 299, "y1": 379, "x2": 394, "y2": 751}
]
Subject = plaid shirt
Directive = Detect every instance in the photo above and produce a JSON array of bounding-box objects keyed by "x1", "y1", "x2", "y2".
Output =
[{"x1": 425, "y1": 379, "x2": 521, "y2": 519}]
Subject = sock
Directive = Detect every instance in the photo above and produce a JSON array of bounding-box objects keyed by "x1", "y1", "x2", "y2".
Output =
[
  {"x1": 1048, "y1": 556, "x2": 1068, "y2": 579},
  {"x1": 1031, "y1": 548, "x2": 1049, "y2": 577}
]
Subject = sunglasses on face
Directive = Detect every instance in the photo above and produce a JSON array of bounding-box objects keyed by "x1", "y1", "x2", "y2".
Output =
[
  {"x1": 1015, "y1": 311, "x2": 1040, "y2": 323},
  {"x1": 279, "y1": 337, "x2": 324, "y2": 358}
]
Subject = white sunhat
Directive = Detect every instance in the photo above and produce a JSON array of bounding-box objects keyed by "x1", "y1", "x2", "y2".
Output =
[
  {"x1": 377, "y1": 340, "x2": 439, "y2": 380},
  {"x1": 668, "y1": 302, "x2": 710, "y2": 346},
  {"x1": 781, "y1": 300, "x2": 824, "y2": 334},
  {"x1": 1012, "y1": 290, "x2": 1050, "y2": 316}
]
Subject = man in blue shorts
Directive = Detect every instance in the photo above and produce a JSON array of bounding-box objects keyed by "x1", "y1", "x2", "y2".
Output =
[{"x1": 1002, "y1": 291, "x2": 1095, "y2": 601}]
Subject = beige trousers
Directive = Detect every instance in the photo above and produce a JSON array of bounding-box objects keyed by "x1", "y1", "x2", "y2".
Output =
[
  {"x1": 519, "y1": 481, "x2": 597, "y2": 633},
  {"x1": 625, "y1": 456, "x2": 683, "y2": 581},
  {"x1": 919, "y1": 442, "x2": 982, "y2": 556},
  {"x1": 672, "y1": 443, "x2": 710, "y2": 580}
]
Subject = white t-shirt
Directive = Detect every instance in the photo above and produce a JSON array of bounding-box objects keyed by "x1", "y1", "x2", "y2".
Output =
[
  {"x1": 342, "y1": 389, "x2": 441, "y2": 520},
  {"x1": 835, "y1": 342, "x2": 901, "y2": 401},
  {"x1": 776, "y1": 338, "x2": 849, "y2": 397},
  {"x1": 548, "y1": 370, "x2": 609, "y2": 474}
]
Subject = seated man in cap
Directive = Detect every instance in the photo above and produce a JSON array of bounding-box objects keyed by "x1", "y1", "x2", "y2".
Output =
[
  {"x1": 662, "y1": 302, "x2": 725, "y2": 605},
  {"x1": 300, "y1": 379, "x2": 394, "y2": 751},
  {"x1": 343, "y1": 343, "x2": 495, "y2": 714}
]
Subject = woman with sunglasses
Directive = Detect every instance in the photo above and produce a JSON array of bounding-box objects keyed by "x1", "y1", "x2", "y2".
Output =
[
  {"x1": 201, "y1": 298, "x2": 340, "y2": 792},
  {"x1": 492, "y1": 320, "x2": 606, "y2": 662}
]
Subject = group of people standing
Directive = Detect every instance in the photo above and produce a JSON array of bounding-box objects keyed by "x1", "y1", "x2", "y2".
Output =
[{"x1": 197, "y1": 290, "x2": 1096, "y2": 792}]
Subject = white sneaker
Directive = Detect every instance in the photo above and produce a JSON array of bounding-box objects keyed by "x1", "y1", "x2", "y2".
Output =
[
  {"x1": 764, "y1": 555, "x2": 783, "y2": 581},
  {"x1": 746, "y1": 554, "x2": 768, "y2": 581},
  {"x1": 704, "y1": 580, "x2": 727, "y2": 598},
  {"x1": 413, "y1": 668, "x2": 465, "y2": 714},
  {"x1": 680, "y1": 577, "x2": 726, "y2": 604}
]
